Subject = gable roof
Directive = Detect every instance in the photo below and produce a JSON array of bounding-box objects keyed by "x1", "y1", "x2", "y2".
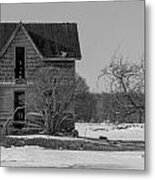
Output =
[{"x1": 0, "y1": 22, "x2": 82, "y2": 59}]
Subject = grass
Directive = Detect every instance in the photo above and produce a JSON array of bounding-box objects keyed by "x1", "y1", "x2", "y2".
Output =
[{"x1": 0, "y1": 135, "x2": 145, "y2": 151}]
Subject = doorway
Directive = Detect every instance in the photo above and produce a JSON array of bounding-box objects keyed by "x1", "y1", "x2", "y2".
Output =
[{"x1": 14, "y1": 91, "x2": 25, "y2": 128}]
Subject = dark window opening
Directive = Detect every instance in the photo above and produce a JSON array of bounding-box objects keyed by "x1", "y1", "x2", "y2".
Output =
[
  {"x1": 14, "y1": 91, "x2": 25, "y2": 125},
  {"x1": 15, "y1": 47, "x2": 25, "y2": 79}
]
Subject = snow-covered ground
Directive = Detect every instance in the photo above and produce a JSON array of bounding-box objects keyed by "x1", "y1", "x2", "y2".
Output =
[
  {"x1": 75, "y1": 123, "x2": 144, "y2": 141},
  {"x1": 1, "y1": 123, "x2": 145, "y2": 169},
  {"x1": 1, "y1": 146, "x2": 144, "y2": 170},
  {"x1": 6, "y1": 123, "x2": 144, "y2": 141},
  {"x1": 7, "y1": 134, "x2": 93, "y2": 142}
]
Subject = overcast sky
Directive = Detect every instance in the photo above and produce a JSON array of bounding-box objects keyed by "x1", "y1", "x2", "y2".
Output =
[{"x1": 1, "y1": 1, "x2": 144, "y2": 92}]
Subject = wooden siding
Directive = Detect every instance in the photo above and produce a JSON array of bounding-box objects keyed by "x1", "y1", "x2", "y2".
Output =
[
  {"x1": 0, "y1": 87, "x2": 14, "y2": 124},
  {"x1": 42, "y1": 60, "x2": 75, "y2": 84},
  {"x1": 0, "y1": 26, "x2": 41, "y2": 83}
]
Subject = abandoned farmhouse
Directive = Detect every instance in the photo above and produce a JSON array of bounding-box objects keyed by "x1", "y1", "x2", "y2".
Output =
[{"x1": 0, "y1": 22, "x2": 81, "y2": 130}]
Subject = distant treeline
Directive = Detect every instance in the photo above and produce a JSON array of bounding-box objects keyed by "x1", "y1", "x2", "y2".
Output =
[{"x1": 75, "y1": 92, "x2": 145, "y2": 123}]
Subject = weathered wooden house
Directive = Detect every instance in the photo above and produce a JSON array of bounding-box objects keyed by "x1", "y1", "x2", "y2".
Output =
[{"x1": 0, "y1": 22, "x2": 81, "y2": 129}]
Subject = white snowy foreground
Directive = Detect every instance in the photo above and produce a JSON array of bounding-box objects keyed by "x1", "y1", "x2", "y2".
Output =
[
  {"x1": 75, "y1": 123, "x2": 144, "y2": 141},
  {"x1": 1, "y1": 123, "x2": 145, "y2": 169},
  {"x1": 1, "y1": 146, "x2": 144, "y2": 170}
]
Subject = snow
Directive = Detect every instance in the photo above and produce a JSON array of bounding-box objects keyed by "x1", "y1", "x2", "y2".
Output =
[
  {"x1": 1, "y1": 123, "x2": 145, "y2": 169},
  {"x1": 75, "y1": 123, "x2": 144, "y2": 141},
  {"x1": 7, "y1": 123, "x2": 144, "y2": 141},
  {"x1": 1, "y1": 146, "x2": 144, "y2": 169},
  {"x1": 8, "y1": 123, "x2": 144, "y2": 141},
  {"x1": 7, "y1": 135, "x2": 92, "y2": 142}
]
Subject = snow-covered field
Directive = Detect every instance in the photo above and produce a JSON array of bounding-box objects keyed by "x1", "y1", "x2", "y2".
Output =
[
  {"x1": 1, "y1": 146, "x2": 144, "y2": 169},
  {"x1": 1, "y1": 123, "x2": 145, "y2": 169},
  {"x1": 75, "y1": 123, "x2": 144, "y2": 141}
]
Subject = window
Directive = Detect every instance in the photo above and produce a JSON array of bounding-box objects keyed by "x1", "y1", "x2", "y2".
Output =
[{"x1": 15, "y1": 47, "x2": 25, "y2": 79}]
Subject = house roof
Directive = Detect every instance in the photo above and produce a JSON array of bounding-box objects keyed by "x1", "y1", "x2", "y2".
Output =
[{"x1": 0, "y1": 22, "x2": 81, "y2": 59}]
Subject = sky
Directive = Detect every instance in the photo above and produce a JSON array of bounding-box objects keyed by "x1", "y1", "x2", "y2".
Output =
[{"x1": 1, "y1": 1, "x2": 144, "y2": 92}]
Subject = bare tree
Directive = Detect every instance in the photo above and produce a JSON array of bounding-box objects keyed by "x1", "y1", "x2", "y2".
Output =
[
  {"x1": 26, "y1": 67, "x2": 88, "y2": 135},
  {"x1": 98, "y1": 51, "x2": 145, "y2": 123},
  {"x1": 2, "y1": 106, "x2": 26, "y2": 136},
  {"x1": 75, "y1": 73, "x2": 89, "y2": 94}
]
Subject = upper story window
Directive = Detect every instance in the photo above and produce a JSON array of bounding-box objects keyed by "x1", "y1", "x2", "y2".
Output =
[{"x1": 15, "y1": 47, "x2": 25, "y2": 80}]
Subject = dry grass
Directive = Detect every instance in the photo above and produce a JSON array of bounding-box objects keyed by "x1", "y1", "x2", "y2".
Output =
[{"x1": 0, "y1": 135, "x2": 144, "y2": 151}]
